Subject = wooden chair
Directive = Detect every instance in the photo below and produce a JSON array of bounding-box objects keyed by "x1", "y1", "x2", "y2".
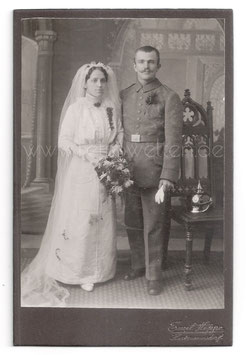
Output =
[{"x1": 170, "y1": 89, "x2": 224, "y2": 290}]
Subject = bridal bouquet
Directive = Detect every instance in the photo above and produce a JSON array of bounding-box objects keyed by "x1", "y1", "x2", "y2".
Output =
[{"x1": 94, "y1": 154, "x2": 134, "y2": 197}]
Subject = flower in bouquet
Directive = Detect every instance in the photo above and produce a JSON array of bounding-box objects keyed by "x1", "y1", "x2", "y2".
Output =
[{"x1": 94, "y1": 154, "x2": 134, "y2": 197}]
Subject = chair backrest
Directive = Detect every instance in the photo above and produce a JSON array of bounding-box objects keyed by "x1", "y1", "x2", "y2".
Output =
[{"x1": 173, "y1": 89, "x2": 214, "y2": 202}]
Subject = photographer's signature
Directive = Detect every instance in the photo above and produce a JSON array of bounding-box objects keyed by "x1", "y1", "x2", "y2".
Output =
[{"x1": 168, "y1": 321, "x2": 224, "y2": 343}]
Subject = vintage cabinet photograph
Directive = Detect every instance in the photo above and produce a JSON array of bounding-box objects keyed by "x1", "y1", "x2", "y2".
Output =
[{"x1": 14, "y1": 9, "x2": 232, "y2": 346}]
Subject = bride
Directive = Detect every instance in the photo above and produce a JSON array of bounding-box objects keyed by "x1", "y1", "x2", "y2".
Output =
[{"x1": 21, "y1": 62, "x2": 123, "y2": 306}]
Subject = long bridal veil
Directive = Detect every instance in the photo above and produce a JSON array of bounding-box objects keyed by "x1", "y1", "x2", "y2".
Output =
[{"x1": 21, "y1": 63, "x2": 120, "y2": 306}]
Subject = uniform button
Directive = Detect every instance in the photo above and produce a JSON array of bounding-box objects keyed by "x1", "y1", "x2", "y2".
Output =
[
  {"x1": 137, "y1": 117, "x2": 140, "y2": 121},
  {"x1": 138, "y1": 110, "x2": 141, "y2": 113},
  {"x1": 139, "y1": 96, "x2": 143, "y2": 99},
  {"x1": 136, "y1": 124, "x2": 140, "y2": 128},
  {"x1": 138, "y1": 103, "x2": 142, "y2": 106}
]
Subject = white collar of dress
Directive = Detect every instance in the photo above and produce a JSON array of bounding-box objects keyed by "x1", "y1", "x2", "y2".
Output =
[{"x1": 85, "y1": 93, "x2": 106, "y2": 108}]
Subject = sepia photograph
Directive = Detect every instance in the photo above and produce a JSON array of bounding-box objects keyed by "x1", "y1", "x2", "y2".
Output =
[{"x1": 13, "y1": 8, "x2": 232, "y2": 346}]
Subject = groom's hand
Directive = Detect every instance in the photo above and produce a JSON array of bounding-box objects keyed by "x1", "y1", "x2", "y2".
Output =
[{"x1": 158, "y1": 179, "x2": 174, "y2": 192}]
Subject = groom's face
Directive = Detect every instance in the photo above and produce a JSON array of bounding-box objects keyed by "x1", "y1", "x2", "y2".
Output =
[{"x1": 134, "y1": 50, "x2": 161, "y2": 85}]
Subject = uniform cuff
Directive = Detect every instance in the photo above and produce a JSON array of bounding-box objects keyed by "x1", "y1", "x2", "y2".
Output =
[
  {"x1": 159, "y1": 178, "x2": 175, "y2": 184},
  {"x1": 160, "y1": 168, "x2": 179, "y2": 183}
]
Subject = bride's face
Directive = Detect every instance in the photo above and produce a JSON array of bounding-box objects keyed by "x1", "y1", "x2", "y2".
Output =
[{"x1": 85, "y1": 69, "x2": 107, "y2": 98}]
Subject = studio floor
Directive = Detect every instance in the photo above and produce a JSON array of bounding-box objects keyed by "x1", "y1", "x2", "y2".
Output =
[{"x1": 20, "y1": 187, "x2": 224, "y2": 309}]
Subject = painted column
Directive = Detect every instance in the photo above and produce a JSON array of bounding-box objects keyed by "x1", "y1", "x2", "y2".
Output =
[{"x1": 33, "y1": 21, "x2": 56, "y2": 184}]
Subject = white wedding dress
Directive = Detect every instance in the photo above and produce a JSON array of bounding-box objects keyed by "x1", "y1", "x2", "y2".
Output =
[{"x1": 21, "y1": 94, "x2": 123, "y2": 306}]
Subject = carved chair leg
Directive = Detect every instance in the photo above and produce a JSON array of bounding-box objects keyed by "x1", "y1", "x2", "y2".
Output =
[
  {"x1": 184, "y1": 227, "x2": 193, "y2": 290},
  {"x1": 162, "y1": 192, "x2": 171, "y2": 270},
  {"x1": 203, "y1": 228, "x2": 214, "y2": 264},
  {"x1": 162, "y1": 235, "x2": 170, "y2": 270}
]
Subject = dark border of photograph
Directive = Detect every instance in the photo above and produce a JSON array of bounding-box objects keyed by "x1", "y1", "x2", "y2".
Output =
[{"x1": 13, "y1": 8, "x2": 233, "y2": 346}]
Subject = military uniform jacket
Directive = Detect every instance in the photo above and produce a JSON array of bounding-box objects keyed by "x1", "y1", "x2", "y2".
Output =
[{"x1": 121, "y1": 78, "x2": 183, "y2": 188}]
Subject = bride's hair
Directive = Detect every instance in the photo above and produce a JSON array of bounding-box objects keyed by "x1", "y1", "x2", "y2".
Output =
[{"x1": 85, "y1": 66, "x2": 108, "y2": 82}]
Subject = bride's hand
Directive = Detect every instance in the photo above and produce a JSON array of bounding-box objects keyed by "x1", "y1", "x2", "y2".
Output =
[
  {"x1": 108, "y1": 144, "x2": 122, "y2": 157},
  {"x1": 72, "y1": 145, "x2": 86, "y2": 158},
  {"x1": 85, "y1": 152, "x2": 99, "y2": 166}
]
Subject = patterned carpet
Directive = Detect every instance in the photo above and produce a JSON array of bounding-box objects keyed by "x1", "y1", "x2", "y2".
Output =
[{"x1": 21, "y1": 249, "x2": 224, "y2": 309}]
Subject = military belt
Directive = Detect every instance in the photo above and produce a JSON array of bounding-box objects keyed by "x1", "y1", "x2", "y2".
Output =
[{"x1": 124, "y1": 133, "x2": 165, "y2": 143}]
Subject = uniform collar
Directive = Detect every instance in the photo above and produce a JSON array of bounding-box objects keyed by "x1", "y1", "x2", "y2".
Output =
[{"x1": 135, "y1": 78, "x2": 162, "y2": 93}]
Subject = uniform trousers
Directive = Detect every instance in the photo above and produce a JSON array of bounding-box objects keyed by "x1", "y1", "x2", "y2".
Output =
[{"x1": 125, "y1": 184, "x2": 171, "y2": 280}]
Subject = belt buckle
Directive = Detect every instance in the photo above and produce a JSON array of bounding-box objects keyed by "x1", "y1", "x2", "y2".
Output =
[{"x1": 131, "y1": 134, "x2": 141, "y2": 142}]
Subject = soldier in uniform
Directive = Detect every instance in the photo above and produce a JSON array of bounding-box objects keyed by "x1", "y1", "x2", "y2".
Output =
[{"x1": 121, "y1": 46, "x2": 183, "y2": 295}]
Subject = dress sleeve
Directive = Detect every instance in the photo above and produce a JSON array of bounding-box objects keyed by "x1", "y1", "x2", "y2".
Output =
[
  {"x1": 115, "y1": 108, "x2": 124, "y2": 148},
  {"x1": 108, "y1": 105, "x2": 124, "y2": 157},
  {"x1": 58, "y1": 105, "x2": 77, "y2": 153}
]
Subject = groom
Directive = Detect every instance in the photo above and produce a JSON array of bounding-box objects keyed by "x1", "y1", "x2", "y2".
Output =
[{"x1": 121, "y1": 46, "x2": 183, "y2": 295}]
